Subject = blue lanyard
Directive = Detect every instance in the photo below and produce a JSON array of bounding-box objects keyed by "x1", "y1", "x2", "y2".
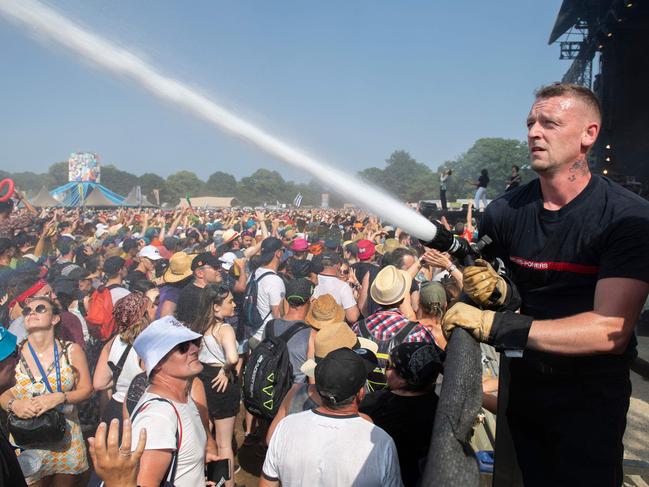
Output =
[{"x1": 27, "y1": 341, "x2": 62, "y2": 394}]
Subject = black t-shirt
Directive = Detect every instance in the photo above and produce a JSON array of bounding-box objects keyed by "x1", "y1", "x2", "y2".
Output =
[
  {"x1": 478, "y1": 174, "x2": 489, "y2": 188},
  {"x1": 175, "y1": 281, "x2": 204, "y2": 325},
  {"x1": 0, "y1": 429, "x2": 27, "y2": 487},
  {"x1": 481, "y1": 175, "x2": 649, "y2": 367},
  {"x1": 360, "y1": 390, "x2": 438, "y2": 487}
]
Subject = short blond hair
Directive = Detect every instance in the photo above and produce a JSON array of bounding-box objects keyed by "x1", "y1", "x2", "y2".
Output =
[{"x1": 535, "y1": 82, "x2": 601, "y2": 122}]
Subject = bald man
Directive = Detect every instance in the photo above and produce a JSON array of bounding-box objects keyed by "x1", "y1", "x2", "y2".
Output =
[{"x1": 442, "y1": 83, "x2": 649, "y2": 486}]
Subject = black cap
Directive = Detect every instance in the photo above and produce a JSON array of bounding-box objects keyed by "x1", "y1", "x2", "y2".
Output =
[
  {"x1": 103, "y1": 256, "x2": 125, "y2": 276},
  {"x1": 389, "y1": 342, "x2": 444, "y2": 387},
  {"x1": 324, "y1": 238, "x2": 340, "y2": 251},
  {"x1": 315, "y1": 348, "x2": 374, "y2": 404},
  {"x1": 285, "y1": 278, "x2": 314, "y2": 306},
  {"x1": 191, "y1": 252, "x2": 221, "y2": 271},
  {"x1": 290, "y1": 259, "x2": 313, "y2": 278},
  {"x1": 260, "y1": 237, "x2": 283, "y2": 256}
]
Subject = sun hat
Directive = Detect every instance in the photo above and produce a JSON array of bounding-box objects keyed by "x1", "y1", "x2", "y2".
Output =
[
  {"x1": 305, "y1": 294, "x2": 345, "y2": 330},
  {"x1": 314, "y1": 348, "x2": 376, "y2": 403},
  {"x1": 357, "y1": 239, "x2": 375, "y2": 261},
  {"x1": 163, "y1": 252, "x2": 194, "y2": 283},
  {"x1": 133, "y1": 315, "x2": 202, "y2": 377},
  {"x1": 221, "y1": 229, "x2": 240, "y2": 245},
  {"x1": 300, "y1": 322, "x2": 378, "y2": 377},
  {"x1": 389, "y1": 342, "x2": 445, "y2": 387},
  {"x1": 289, "y1": 238, "x2": 309, "y2": 252},
  {"x1": 419, "y1": 281, "x2": 447, "y2": 309},
  {"x1": 138, "y1": 245, "x2": 162, "y2": 261},
  {"x1": 370, "y1": 265, "x2": 412, "y2": 306},
  {"x1": 0, "y1": 326, "x2": 18, "y2": 362},
  {"x1": 376, "y1": 238, "x2": 404, "y2": 256}
]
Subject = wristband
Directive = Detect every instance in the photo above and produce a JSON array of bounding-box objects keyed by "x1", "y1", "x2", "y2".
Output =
[
  {"x1": 447, "y1": 264, "x2": 457, "y2": 273},
  {"x1": 489, "y1": 311, "x2": 533, "y2": 351}
]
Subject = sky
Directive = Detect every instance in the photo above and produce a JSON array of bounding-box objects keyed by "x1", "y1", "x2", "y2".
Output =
[{"x1": 0, "y1": 0, "x2": 567, "y2": 182}]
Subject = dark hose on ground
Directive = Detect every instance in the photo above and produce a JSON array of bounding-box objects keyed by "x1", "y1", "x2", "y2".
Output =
[{"x1": 422, "y1": 327, "x2": 482, "y2": 487}]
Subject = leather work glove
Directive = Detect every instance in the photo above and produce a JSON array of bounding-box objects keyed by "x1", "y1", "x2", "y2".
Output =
[
  {"x1": 442, "y1": 302, "x2": 533, "y2": 351},
  {"x1": 463, "y1": 259, "x2": 508, "y2": 307}
]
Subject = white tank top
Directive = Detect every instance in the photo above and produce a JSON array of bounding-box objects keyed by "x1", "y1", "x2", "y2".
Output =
[
  {"x1": 198, "y1": 325, "x2": 229, "y2": 365},
  {"x1": 107, "y1": 337, "x2": 143, "y2": 403}
]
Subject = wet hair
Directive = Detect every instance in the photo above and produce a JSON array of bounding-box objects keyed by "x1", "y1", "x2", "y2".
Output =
[
  {"x1": 130, "y1": 279, "x2": 156, "y2": 294},
  {"x1": 382, "y1": 247, "x2": 415, "y2": 270},
  {"x1": 192, "y1": 284, "x2": 232, "y2": 335},
  {"x1": 535, "y1": 82, "x2": 601, "y2": 122}
]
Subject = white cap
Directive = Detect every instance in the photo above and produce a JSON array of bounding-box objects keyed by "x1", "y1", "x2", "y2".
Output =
[
  {"x1": 95, "y1": 223, "x2": 109, "y2": 238},
  {"x1": 138, "y1": 245, "x2": 162, "y2": 260},
  {"x1": 133, "y1": 316, "x2": 202, "y2": 377},
  {"x1": 219, "y1": 252, "x2": 237, "y2": 270}
]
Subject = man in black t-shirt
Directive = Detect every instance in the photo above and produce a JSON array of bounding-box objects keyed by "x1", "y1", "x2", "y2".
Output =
[
  {"x1": 360, "y1": 342, "x2": 443, "y2": 487},
  {"x1": 442, "y1": 83, "x2": 649, "y2": 486},
  {"x1": 175, "y1": 252, "x2": 222, "y2": 324}
]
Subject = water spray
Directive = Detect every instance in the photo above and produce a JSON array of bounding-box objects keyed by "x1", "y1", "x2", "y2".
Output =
[{"x1": 0, "y1": 0, "x2": 438, "y2": 241}]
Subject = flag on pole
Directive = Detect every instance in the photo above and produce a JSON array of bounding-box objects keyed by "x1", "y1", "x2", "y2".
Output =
[{"x1": 293, "y1": 192, "x2": 303, "y2": 208}]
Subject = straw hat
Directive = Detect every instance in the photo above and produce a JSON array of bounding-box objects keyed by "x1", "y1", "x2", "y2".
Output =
[
  {"x1": 370, "y1": 265, "x2": 412, "y2": 306},
  {"x1": 300, "y1": 322, "x2": 378, "y2": 377},
  {"x1": 163, "y1": 252, "x2": 194, "y2": 283},
  {"x1": 305, "y1": 294, "x2": 345, "y2": 330},
  {"x1": 221, "y1": 229, "x2": 240, "y2": 245},
  {"x1": 376, "y1": 238, "x2": 404, "y2": 256}
]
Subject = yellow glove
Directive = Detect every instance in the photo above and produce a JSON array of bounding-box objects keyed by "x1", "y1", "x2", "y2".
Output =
[
  {"x1": 442, "y1": 302, "x2": 496, "y2": 342},
  {"x1": 462, "y1": 259, "x2": 507, "y2": 307}
]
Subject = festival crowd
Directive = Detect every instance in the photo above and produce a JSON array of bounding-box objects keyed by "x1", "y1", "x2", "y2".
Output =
[{"x1": 0, "y1": 192, "x2": 482, "y2": 487}]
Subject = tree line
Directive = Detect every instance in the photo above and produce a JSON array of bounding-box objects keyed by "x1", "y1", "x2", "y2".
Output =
[{"x1": 1, "y1": 138, "x2": 531, "y2": 207}]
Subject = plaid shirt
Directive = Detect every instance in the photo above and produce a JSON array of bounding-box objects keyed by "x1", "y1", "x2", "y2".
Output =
[{"x1": 352, "y1": 308, "x2": 434, "y2": 344}]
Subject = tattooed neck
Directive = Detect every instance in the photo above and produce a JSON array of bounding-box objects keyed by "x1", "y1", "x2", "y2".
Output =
[{"x1": 568, "y1": 158, "x2": 589, "y2": 181}]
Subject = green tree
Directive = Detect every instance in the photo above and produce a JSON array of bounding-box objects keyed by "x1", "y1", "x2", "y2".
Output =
[
  {"x1": 356, "y1": 150, "x2": 438, "y2": 203},
  {"x1": 100, "y1": 165, "x2": 139, "y2": 197},
  {"x1": 166, "y1": 171, "x2": 205, "y2": 205},
  {"x1": 138, "y1": 173, "x2": 168, "y2": 204},
  {"x1": 444, "y1": 138, "x2": 530, "y2": 200},
  {"x1": 44, "y1": 162, "x2": 69, "y2": 188},
  {"x1": 237, "y1": 169, "x2": 287, "y2": 207},
  {"x1": 204, "y1": 171, "x2": 237, "y2": 196},
  {"x1": 10, "y1": 172, "x2": 45, "y2": 193}
]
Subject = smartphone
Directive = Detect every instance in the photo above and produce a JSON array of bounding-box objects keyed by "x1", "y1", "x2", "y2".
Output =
[{"x1": 206, "y1": 458, "x2": 231, "y2": 483}]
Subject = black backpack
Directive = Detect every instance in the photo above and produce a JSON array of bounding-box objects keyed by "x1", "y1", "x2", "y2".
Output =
[
  {"x1": 240, "y1": 271, "x2": 275, "y2": 330},
  {"x1": 242, "y1": 320, "x2": 309, "y2": 420},
  {"x1": 356, "y1": 318, "x2": 418, "y2": 392}
]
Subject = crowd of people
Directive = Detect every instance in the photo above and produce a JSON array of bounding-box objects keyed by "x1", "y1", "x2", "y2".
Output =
[
  {"x1": 0, "y1": 82, "x2": 647, "y2": 487},
  {"x1": 0, "y1": 193, "x2": 478, "y2": 486}
]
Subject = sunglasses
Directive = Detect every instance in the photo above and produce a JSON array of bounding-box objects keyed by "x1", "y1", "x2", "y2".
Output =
[
  {"x1": 174, "y1": 338, "x2": 202, "y2": 354},
  {"x1": 341, "y1": 269, "x2": 350, "y2": 275},
  {"x1": 21, "y1": 304, "x2": 51, "y2": 317}
]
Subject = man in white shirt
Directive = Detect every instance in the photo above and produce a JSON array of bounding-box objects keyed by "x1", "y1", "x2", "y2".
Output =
[
  {"x1": 261, "y1": 347, "x2": 403, "y2": 487},
  {"x1": 249, "y1": 237, "x2": 286, "y2": 347},
  {"x1": 312, "y1": 252, "x2": 360, "y2": 324}
]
